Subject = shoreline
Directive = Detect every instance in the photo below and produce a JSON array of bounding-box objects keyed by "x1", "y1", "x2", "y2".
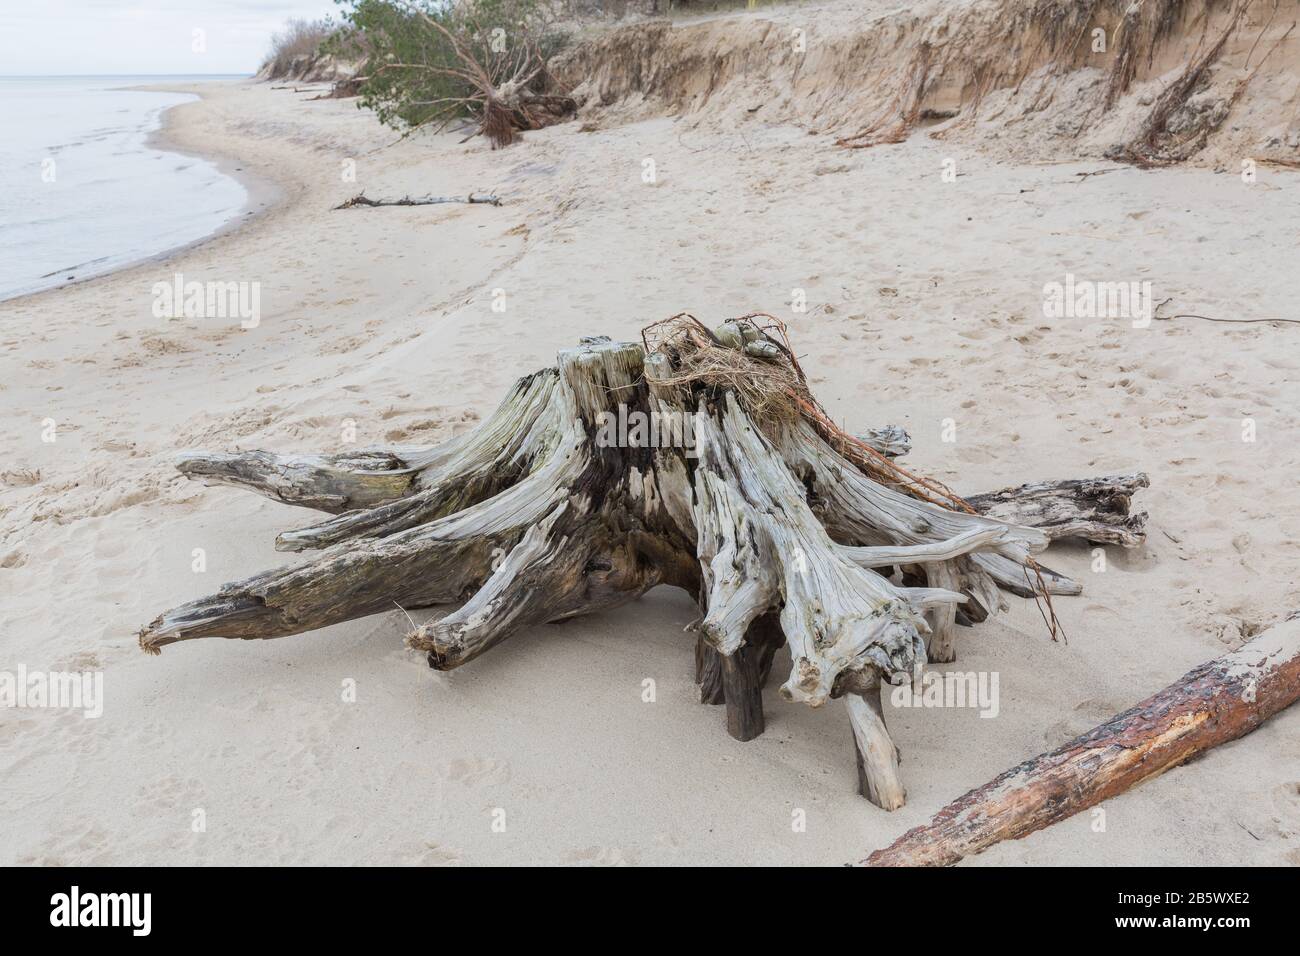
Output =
[{"x1": 1, "y1": 79, "x2": 286, "y2": 309}]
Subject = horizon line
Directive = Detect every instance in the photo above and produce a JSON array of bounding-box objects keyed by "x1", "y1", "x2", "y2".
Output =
[{"x1": 0, "y1": 72, "x2": 255, "y2": 79}]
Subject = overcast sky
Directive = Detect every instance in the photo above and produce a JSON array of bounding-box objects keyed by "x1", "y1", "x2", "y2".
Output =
[{"x1": 0, "y1": 0, "x2": 342, "y2": 75}]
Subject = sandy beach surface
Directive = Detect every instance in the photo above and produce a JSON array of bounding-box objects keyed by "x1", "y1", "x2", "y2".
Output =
[{"x1": 3, "y1": 61, "x2": 1299, "y2": 865}]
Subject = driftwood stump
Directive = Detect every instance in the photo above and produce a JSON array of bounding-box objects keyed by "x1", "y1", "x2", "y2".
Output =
[{"x1": 141, "y1": 325, "x2": 1148, "y2": 810}]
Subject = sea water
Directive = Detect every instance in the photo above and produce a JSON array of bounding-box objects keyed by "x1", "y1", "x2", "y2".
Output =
[{"x1": 0, "y1": 75, "x2": 249, "y2": 301}]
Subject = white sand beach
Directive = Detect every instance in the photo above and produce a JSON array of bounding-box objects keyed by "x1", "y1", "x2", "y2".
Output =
[{"x1": 3, "y1": 3, "x2": 1300, "y2": 866}]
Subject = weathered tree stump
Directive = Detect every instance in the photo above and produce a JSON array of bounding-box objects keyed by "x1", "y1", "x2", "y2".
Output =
[{"x1": 140, "y1": 321, "x2": 1148, "y2": 810}]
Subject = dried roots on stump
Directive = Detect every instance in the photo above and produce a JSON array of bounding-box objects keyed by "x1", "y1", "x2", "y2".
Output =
[{"x1": 140, "y1": 318, "x2": 1149, "y2": 810}]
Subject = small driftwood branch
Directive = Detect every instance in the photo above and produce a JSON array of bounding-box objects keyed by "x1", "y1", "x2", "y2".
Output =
[
  {"x1": 860, "y1": 614, "x2": 1300, "y2": 866},
  {"x1": 334, "y1": 192, "x2": 501, "y2": 209}
]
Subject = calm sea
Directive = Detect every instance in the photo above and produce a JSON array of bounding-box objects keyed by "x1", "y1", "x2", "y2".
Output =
[{"x1": 0, "y1": 75, "x2": 250, "y2": 302}]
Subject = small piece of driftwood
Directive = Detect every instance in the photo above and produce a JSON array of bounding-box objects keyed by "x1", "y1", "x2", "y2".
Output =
[{"x1": 334, "y1": 192, "x2": 501, "y2": 209}]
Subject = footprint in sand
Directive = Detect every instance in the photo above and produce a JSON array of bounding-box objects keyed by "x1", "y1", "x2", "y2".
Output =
[
  {"x1": 954, "y1": 444, "x2": 995, "y2": 464},
  {"x1": 440, "y1": 756, "x2": 511, "y2": 787},
  {"x1": 55, "y1": 650, "x2": 101, "y2": 671},
  {"x1": 133, "y1": 774, "x2": 205, "y2": 817},
  {"x1": 17, "y1": 824, "x2": 114, "y2": 866},
  {"x1": 414, "y1": 842, "x2": 463, "y2": 866},
  {"x1": 1270, "y1": 781, "x2": 1300, "y2": 819},
  {"x1": 1042, "y1": 698, "x2": 1129, "y2": 749},
  {"x1": 567, "y1": 845, "x2": 636, "y2": 866}
]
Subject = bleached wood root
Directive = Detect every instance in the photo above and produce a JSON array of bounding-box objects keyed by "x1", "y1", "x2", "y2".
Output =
[
  {"x1": 176, "y1": 368, "x2": 558, "y2": 527},
  {"x1": 976, "y1": 551, "x2": 1082, "y2": 598},
  {"x1": 842, "y1": 527, "x2": 1027, "y2": 570},
  {"x1": 274, "y1": 370, "x2": 562, "y2": 552},
  {"x1": 407, "y1": 502, "x2": 673, "y2": 669},
  {"x1": 174, "y1": 448, "x2": 416, "y2": 513},
  {"x1": 847, "y1": 687, "x2": 906, "y2": 811},
  {"x1": 691, "y1": 395, "x2": 959, "y2": 707},
  {"x1": 861, "y1": 614, "x2": 1300, "y2": 865},
  {"x1": 778, "y1": 421, "x2": 1052, "y2": 616},
  {"x1": 142, "y1": 332, "x2": 1149, "y2": 809},
  {"x1": 924, "y1": 561, "x2": 960, "y2": 664},
  {"x1": 140, "y1": 434, "x2": 581, "y2": 652},
  {"x1": 965, "y1": 474, "x2": 1150, "y2": 548}
]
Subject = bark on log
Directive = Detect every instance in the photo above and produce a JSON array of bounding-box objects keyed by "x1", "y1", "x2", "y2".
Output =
[
  {"x1": 141, "y1": 326, "x2": 1149, "y2": 809},
  {"x1": 860, "y1": 614, "x2": 1300, "y2": 865},
  {"x1": 695, "y1": 635, "x2": 726, "y2": 705},
  {"x1": 721, "y1": 642, "x2": 765, "y2": 742},
  {"x1": 751, "y1": 612, "x2": 786, "y2": 688}
]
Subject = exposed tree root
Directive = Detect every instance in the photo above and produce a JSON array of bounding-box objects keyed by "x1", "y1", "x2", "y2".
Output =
[
  {"x1": 1120, "y1": 0, "x2": 1254, "y2": 166},
  {"x1": 965, "y1": 474, "x2": 1150, "y2": 548}
]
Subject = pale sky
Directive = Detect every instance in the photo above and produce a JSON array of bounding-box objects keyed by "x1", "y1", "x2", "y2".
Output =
[{"x1": 0, "y1": 0, "x2": 342, "y2": 75}]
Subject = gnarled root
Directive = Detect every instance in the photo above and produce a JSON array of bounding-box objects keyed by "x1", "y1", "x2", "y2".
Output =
[
  {"x1": 175, "y1": 448, "x2": 416, "y2": 513},
  {"x1": 408, "y1": 502, "x2": 671, "y2": 670},
  {"x1": 965, "y1": 473, "x2": 1150, "y2": 548},
  {"x1": 691, "y1": 395, "x2": 952, "y2": 709}
]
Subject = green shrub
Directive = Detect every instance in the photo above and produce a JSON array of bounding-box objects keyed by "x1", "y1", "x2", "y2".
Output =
[{"x1": 327, "y1": 0, "x2": 567, "y2": 135}]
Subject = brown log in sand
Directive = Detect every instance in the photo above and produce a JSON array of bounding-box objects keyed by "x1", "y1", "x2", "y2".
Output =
[{"x1": 860, "y1": 613, "x2": 1300, "y2": 866}]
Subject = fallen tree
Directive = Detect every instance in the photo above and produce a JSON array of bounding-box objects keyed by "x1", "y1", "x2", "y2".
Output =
[
  {"x1": 140, "y1": 315, "x2": 1148, "y2": 809},
  {"x1": 862, "y1": 613, "x2": 1300, "y2": 865},
  {"x1": 331, "y1": 0, "x2": 575, "y2": 148}
]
